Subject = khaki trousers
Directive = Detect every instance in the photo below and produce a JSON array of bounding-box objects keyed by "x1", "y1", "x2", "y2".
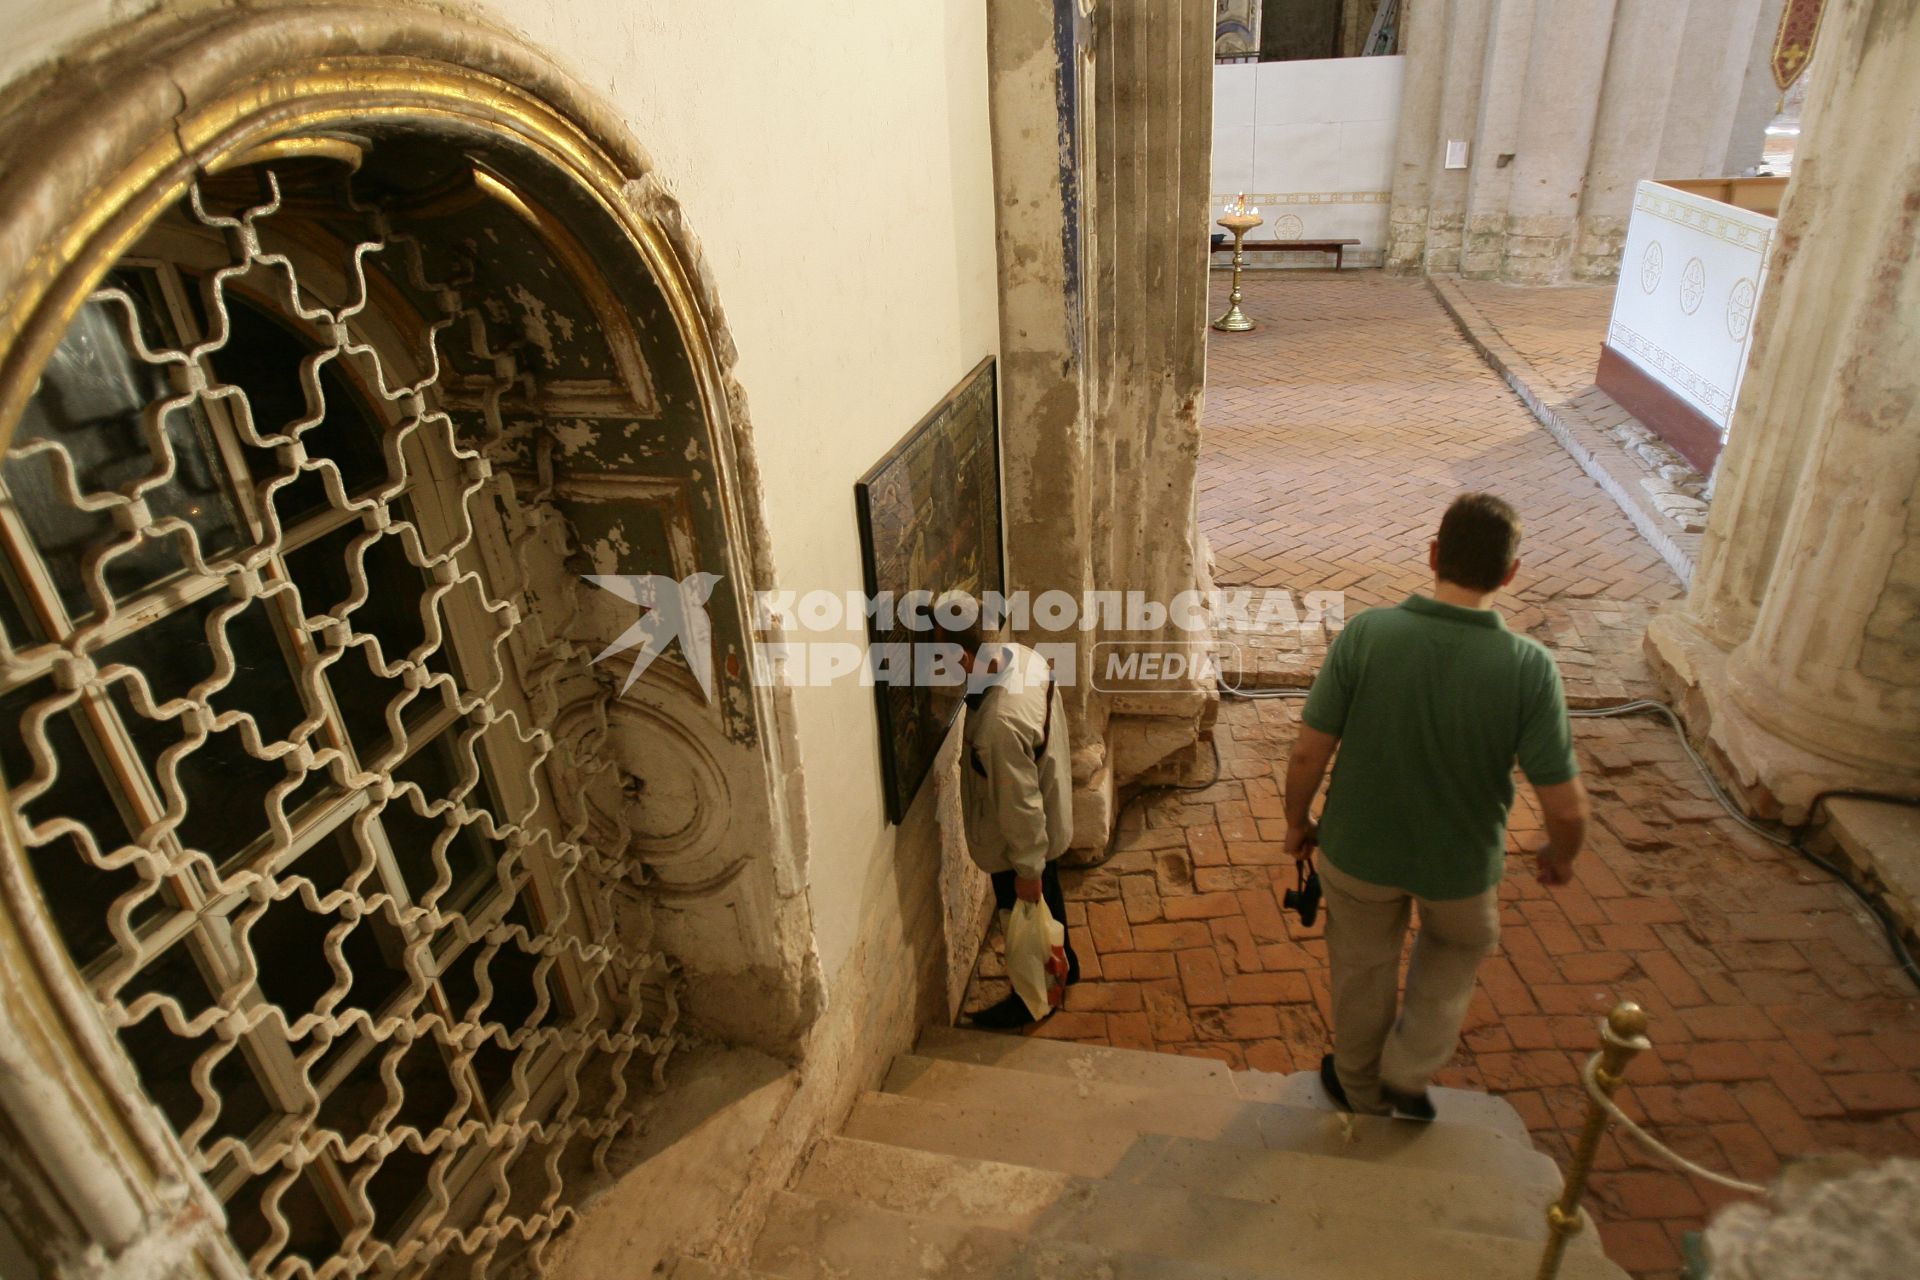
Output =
[{"x1": 1321, "y1": 859, "x2": 1501, "y2": 1116}]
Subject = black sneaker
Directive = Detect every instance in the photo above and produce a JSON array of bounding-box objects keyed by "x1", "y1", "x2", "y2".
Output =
[
  {"x1": 1382, "y1": 1084, "x2": 1437, "y2": 1122},
  {"x1": 1318, "y1": 1053, "x2": 1353, "y2": 1113},
  {"x1": 966, "y1": 993, "x2": 1037, "y2": 1031}
]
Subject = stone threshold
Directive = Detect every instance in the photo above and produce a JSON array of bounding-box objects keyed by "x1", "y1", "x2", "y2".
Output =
[
  {"x1": 1426, "y1": 274, "x2": 1702, "y2": 587},
  {"x1": 1812, "y1": 798, "x2": 1920, "y2": 943},
  {"x1": 1211, "y1": 593, "x2": 1658, "y2": 709}
]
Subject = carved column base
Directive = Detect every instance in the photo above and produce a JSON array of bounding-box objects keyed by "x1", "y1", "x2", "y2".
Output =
[
  {"x1": 1645, "y1": 611, "x2": 1920, "y2": 826},
  {"x1": 1069, "y1": 754, "x2": 1118, "y2": 858},
  {"x1": 1063, "y1": 693, "x2": 1219, "y2": 859}
]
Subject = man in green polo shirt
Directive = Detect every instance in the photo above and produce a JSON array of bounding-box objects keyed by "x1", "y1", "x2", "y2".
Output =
[{"x1": 1283, "y1": 493, "x2": 1590, "y2": 1119}]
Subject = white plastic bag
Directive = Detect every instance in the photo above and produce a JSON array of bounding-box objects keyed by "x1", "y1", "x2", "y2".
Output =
[{"x1": 1005, "y1": 897, "x2": 1068, "y2": 1021}]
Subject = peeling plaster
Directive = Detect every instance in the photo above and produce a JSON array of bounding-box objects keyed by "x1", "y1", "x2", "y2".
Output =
[
  {"x1": 506, "y1": 281, "x2": 563, "y2": 367},
  {"x1": 549, "y1": 416, "x2": 601, "y2": 456}
]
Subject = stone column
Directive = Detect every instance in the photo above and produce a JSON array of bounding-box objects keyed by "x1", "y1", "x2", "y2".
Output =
[
  {"x1": 984, "y1": 0, "x2": 1098, "y2": 816},
  {"x1": 988, "y1": 0, "x2": 1213, "y2": 850},
  {"x1": 1647, "y1": 0, "x2": 1920, "y2": 816},
  {"x1": 1654, "y1": 0, "x2": 1848, "y2": 654},
  {"x1": 1573, "y1": 0, "x2": 1688, "y2": 280},
  {"x1": 1459, "y1": 0, "x2": 1534, "y2": 276},
  {"x1": 1500, "y1": 0, "x2": 1618, "y2": 282},
  {"x1": 1087, "y1": 0, "x2": 1216, "y2": 818},
  {"x1": 1723, "y1": 0, "x2": 1791, "y2": 174},
  {"x1": 1386, "y1": 0, "x2": 1453, "y2": 272},
  {"x1": 1657, "y1": 0, "x2": 1771, "y2": 179},
  {"x1": 1423, "y1": 0, "x2": 1494, "y2": 273}
]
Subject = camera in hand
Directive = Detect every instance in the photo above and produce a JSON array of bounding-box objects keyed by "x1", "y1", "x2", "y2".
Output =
[{"x1": 1284, "y1": 857, "x2": 1323, "y2": 927}]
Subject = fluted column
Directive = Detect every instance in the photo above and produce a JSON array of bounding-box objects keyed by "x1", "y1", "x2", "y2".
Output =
[
  {"x1": 1386, "y1": 0, "x2": 1452, "y2": 272},
  {"x1": 1647, "y1": 0, "x2": 1920, "y2": 812},
  {"x1": 1459, "y1": 0, "x2": 1533, "y2": 276},
  {"x1": 1500, "y1": 0, "x2": 1618, "y2": 282},
  {"x1": 1088, "y1": 0, "x2": 1216, "y2": 805},
  {"x1": 1573, "y1": 0, "x2": 1687, "y2": 280},
  {"x1": 1423, "y1": 0, "x2": 1494, "y2": 273},
  {"x1": 987, "y1": 0, "x2": 1212, "y2": 849},
  {"x1": 1655, "y1": 0, "x2": 1771, "y2": 179},
  {"x1": 1723, "y1": 0, "x2": 1791, "y2": 175},
  {"x1": 1723, "y1": 0, "x2": 1920, "y2": 777}
]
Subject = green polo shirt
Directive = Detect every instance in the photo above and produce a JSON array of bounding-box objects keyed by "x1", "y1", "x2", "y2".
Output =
[{"x1": 1302, "y1": 594, "x2": 1578, "y2": 901}]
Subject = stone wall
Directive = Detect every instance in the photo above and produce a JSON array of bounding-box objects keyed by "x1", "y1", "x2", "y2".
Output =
[{"x1": 1389, "y1": 0, "x2": 1785, "y2": 283}]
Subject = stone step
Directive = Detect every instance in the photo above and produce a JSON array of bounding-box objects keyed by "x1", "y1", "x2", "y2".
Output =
[
  {"x1": 878, "y1": 1055, "x2": 1561, "y2": 1190},
  {"x1": 915, "y1": 1025, "x2": 1239, "y2": 1095},
  {"x1": 751, "y1": 1188, "x2": 1629, "y2": 1280},
  {"x1": 801, "y1": 1133, "x2": 1569, "y2": 1247},
  {"x1": 1233, "y1": 1062, "x2": 1535, "y2": 1145},
  {"x1": 664, "y1": 1258, "x2": 781, "y2": 1280},
  {"x1": 920, "y1": 1025, "x2": 1531, "y2": 1143}
]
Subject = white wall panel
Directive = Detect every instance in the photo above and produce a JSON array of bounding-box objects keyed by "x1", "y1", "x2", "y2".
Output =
[
  {"x1": 1211, "y1": 56, "x2": 1405, "y2": 267},
  {"x1": 1607, "y1": 180, "x2": 1775, "y2": 436}
]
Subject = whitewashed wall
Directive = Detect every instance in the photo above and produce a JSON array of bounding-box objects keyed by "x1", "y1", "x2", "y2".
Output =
[
  {"x1": 1608, "y1": 180, "x2": 1775, "y2": 437},
  {"x1": 1210, "y1": 56, "x2": 1404, "y2": 267}
]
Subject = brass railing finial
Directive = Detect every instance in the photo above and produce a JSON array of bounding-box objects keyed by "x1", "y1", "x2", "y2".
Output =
[{"x1": 1536, "y1": 1001, "x2": 1650, "y2": 1280}]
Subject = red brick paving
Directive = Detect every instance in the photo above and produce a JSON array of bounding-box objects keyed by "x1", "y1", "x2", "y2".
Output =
[
  {"x1": 964, "y1": 703, "x2": 1920, "y2": 1279},
  {"x1": 963, "y1": 271, "x2": 1920, "y2": 1279},
  {"x1": 1449, "y1": 277, "x2": 1615, "y2": 403},
  {"x1": 1199, "y1": 270, "x2": 1677, "y2": 702}
]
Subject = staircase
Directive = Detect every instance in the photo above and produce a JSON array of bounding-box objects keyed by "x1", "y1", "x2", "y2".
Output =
[{"x1": 664, "y1": 1027, "x2": 1630, "y2": 1279}]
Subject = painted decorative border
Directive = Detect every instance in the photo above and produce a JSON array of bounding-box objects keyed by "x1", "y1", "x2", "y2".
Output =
[
  {"x1": 1212, "y1": 191, "x2": 1391, "y2": 206},
  {"x1": 1632, "y1": 186, "x2": 1773, "y2": 253},
  {"x1": 1608, "y1": 321, "x2": 1733, "y2": 418}
]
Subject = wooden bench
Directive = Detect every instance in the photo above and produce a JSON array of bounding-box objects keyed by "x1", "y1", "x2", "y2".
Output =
[{"x1": 1211, "y1": 237, "x2": 1362, "y2": 270}]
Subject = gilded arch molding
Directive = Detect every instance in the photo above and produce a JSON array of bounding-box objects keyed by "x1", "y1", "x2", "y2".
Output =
[
  {"x1": 0, "y1": 4, "x2": 819, "y2": 1272},
  {"x1": 0, "y1": 0, "x2": 815, "y2": 955}
]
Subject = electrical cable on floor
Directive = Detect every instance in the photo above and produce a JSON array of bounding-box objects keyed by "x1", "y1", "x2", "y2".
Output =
[
  {"x1": 1563, "y1": 698, "x2": 1920, "y2": 992},
  {"x1": 1085, "y1": 682, "x2": 1920, "y2": 989}
]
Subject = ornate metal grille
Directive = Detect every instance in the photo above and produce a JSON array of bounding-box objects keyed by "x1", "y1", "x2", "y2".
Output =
[{"x1": 0, "y1": 164, "x2": 679, "y2": 1277}]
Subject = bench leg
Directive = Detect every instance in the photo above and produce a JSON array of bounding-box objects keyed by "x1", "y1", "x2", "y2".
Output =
[{"x1": 1334, "y1": 245, "x2": 1343, "y2": 271}]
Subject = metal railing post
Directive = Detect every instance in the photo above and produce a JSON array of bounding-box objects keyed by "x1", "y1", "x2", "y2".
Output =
[{"x1": 1536, "y1": 1002, "x2": 1651, "y2": 1280}]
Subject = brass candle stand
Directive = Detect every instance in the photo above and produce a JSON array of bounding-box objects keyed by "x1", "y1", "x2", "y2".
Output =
[{"x1": 1212, "y1": 211, "x2": 1264, "y2": 332}]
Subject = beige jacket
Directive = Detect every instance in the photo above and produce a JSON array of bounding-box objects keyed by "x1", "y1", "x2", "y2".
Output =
[{"x1": 961, "y1": 643, "x2": 1073, "y2": 879}]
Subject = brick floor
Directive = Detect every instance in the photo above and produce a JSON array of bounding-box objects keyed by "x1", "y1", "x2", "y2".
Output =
[
  {"x1": 1449, "y1": 277, "x2": 1615, "y2": 403},
  {"x1": 963, "y1": 271, "x2": 1920, "y2": 1280},
  {"x1": 1199, "y1": 271, "x2": 1678, "y2": 701},
  {"x1": 963, "y1": 702, "x2": 1920, "y2": 1279}
]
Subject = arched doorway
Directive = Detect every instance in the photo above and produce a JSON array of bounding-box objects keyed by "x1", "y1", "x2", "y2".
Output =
[{"x1": 0, "y1": 10, "x2": 812, "y2": 1276}]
